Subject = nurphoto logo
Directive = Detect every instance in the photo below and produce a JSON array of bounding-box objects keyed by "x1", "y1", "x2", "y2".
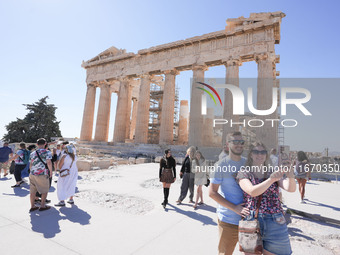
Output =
[{"x1": 197, "y1": 82, "x2": 312, "y2": 128}]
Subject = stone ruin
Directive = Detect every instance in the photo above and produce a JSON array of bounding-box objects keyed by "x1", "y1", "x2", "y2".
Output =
[{"x1": 79, "y1": 12, "x2": 286, "y2": 159}]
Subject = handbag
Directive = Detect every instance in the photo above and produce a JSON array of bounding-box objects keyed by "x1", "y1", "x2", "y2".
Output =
[
  {"x1": 238, "y1": 195, "x2": 263, "y2": 254},
  {"x1": 9, "y1": 161, "x2": 15, "y2": 174},
  {"x1": 59, "y1": 158, "x2": 74, "y2": 178}
]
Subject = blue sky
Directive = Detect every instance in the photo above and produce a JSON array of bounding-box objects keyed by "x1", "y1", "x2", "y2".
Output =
[{"x1": 1, "y1": 0, "x2": 339, "y2": 153}]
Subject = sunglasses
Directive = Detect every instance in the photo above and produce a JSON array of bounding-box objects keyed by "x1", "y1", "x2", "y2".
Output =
[
  {"x1": 252, "y1": 150, "x2": 267, "y2": 155},
  {"x1": 229, "y1": 140, "x2": 245, "y2": 145}
]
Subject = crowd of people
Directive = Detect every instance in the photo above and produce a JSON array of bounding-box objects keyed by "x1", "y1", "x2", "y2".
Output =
[
  {"x1": 1, "y1": 133, "x2": 312, "y2": 255},
  {"x1": 158, "y1": 131, "x2": 312, "y2": 255},
  {"x1": 0, "y1": 139, "x2": 78, "y2": 212}
]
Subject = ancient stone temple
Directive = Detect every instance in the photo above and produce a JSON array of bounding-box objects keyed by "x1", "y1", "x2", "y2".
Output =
[{"x1": 80, "y1": 12, "x2": 285, "y2": 151}]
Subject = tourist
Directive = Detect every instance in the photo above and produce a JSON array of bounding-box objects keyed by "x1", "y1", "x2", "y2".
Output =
[
  {"x1": 54, "y1": 144, "x2": 62, "y2": 172},
  {"x1": 209, "y1": 131, "x2": 249, "y2": 255},
  {"x1": 69, "y1": 142, "x2": 77, "y2": 155},
  {"x1": 293, "y1": 151, "x2": 311, "y2": 203},
  {"x1": 33, "y1": 143, "x2": 52, "y2": 205},
  {"x1": 218, "y1": 144, "x2": 229, "y2": 160},
  {"x1": 159, "y1": 149, "x2": 176, "y2": 209},
  {"x1": 25, "y1": 144, "x2": 36, "y2": 176},
  {"x1": 27, "y1": 144, "x2": 49, "y2": 204},
  {"x1": 9, "y1": 142, "x2": 29, "y2": 188},
  {"x1": 29, "y1": 138, "x2": 53, "y2": 212},
  {"x1": 0, "y1": 142, "x2": 13, "y2": 177},
  {"x1": 269, "y1": 148, "x2": 278, "y2": 167},
  {"x1": 52, "y1": 145, "x2": 58, "y2": 173},
  {"x1": 55, "y1": 145, "x2": 78, "y2": 206},
  {"x1": 192, "y1": 150, "x2": 209, "y2": 209},
  {"x1": 176, "y1": 146, "x2": 196, "y2": 204},
  {"x1": 236, "y1": 141, "x2": 296, "y2": 255}
]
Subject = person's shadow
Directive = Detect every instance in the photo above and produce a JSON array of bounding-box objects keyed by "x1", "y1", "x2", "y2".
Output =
[
  {"x1": 304, "y1": 199, "x2": 340, "y2": 212},
  {"x1": 30, "y1": 207, "x2": 65, "y2": 238},
  {"x1": 0, "y1": 176, "x2": 11, "y2": 181},
  {"x1": 166, "y1": 203, "x2": 217, "y2": 226},
  {"x1": 193, "y1": 204, "x2": 217, "y2": 213},
  {"x1": 2, "y1": 183, "x2": 30, "y2": 197},
  {"x1": 288, "y1": 227, "x2": 315, "y2": 241},
  {"x1": 30, "y1": 205, "x2": 91, "y2": 238},
  {"x1": 59, "y1": 205, "x2": 91, "y2": 225}
]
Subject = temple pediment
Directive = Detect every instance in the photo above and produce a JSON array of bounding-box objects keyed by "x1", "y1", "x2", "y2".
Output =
[{"x1": 83, "y1": 46, "x2": 133, "y2": 66}]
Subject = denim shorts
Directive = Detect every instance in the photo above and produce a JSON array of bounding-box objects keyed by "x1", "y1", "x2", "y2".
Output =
[{"x1": 244, "y1": 211, "x2": 292, "y2": 255}]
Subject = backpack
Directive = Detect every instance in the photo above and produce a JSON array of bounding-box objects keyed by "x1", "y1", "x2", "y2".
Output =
[{"x1": 18, "y1": 149, "x2": 30, "y2": 165}]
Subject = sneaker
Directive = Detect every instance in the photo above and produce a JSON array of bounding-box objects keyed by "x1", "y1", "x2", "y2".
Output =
[
  {"x1": 39, "y1": 206, "x2": 51, "y2": 211},
  {"x1": 45, "y1": 199, "x2": 51, "y2": 204},
  {"x1": 11, "y1": 184, "x2": 21, "y2": 188},
  {"x1": 67, "y1": 199, "x2": 74, "y2": 204},
  {"x1": 300, "y1": 200, "x2": 306, "y2": 204},
  {"x1": 189, "y1": 200, "x2": 195, "y2": 204},
  {"x1": 55, "y1": 201, "x2": 65, "y2": 207},
  {"x1": 176, "y1": 200, "x2": 182, "y2": 205}
]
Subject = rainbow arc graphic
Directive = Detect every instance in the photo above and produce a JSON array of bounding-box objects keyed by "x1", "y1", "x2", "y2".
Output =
[{"x1": 196, "y1": 82, "x2": 222, "y2": 115}]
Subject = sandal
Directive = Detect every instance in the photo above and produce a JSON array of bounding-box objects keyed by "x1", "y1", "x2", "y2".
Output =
[
  {"x1": 29, "y1": 206, "x2": 39, "y2": 213},
  {"x1": 39, "y1": 206, "x2": 51, "y2": 211}
]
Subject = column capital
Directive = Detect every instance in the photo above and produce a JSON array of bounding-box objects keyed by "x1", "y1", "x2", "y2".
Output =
[
  {"x1": 163, "y1": 69, "x2": 179, "y2": 76},
  {"x1": 98, "y1": 80, "x2": 112, "y2": 88},
  {"x1": 140, "y1": 73, "x2": 152, "y2": 80},
  {"x1": 192, "y1": 64, "x2": 209, "y2": 72},
  {"x1": 275, "y1": 55, "x2": 280, "y2": 64},
  {"x1": 255, "y1": 53, "x2": 276, "y2": 63},
  {"x1": 118, "y1": 76, "x2": 132, "y2": 83},
  {"x1": 87, "y1": 83, "x2": 97, "y2": 88},
  {"x1": 223, "y1": 58, "x2": 242, "y2": 67}
]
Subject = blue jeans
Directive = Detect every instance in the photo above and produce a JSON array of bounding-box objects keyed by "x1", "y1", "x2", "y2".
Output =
[{"x1": 244, "y1": 211, "x2": 292, "y2": 255}]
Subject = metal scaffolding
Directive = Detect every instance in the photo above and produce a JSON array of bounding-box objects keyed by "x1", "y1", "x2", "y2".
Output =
[{"x1": 147, "y1": 78, "x2": 179, "y2": 144}]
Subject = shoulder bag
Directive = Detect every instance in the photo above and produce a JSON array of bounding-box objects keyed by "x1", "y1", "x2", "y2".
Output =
[
  {"x1": 238, "y1": 195, "x2": 263, "y2": 254},
  {"x1": 59, "y1": 156, "x2": 74, "y2": 178}
]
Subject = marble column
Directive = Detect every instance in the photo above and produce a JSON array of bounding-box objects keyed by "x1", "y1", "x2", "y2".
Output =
[
  {"x1": 113, "y1": 78, "x2": 130, "y2": 143},
  {"x1": 94, "y1": 83, "x2": 111, "y2": 142},
  {"x1": 135, "y1": 75, "x2": 151, "y2": 143},
  {"x1": 204, "y1": 108, "x2": 214, "y2": 147},
  {"x1": 177, "y1": 100, "x2": 189, "y2": 145},
  {"x1": 130, "y1": 98, "x2": 138, "y2": 140},
  {"x1": 255, "y1": 53, "x2": 277, "y2": 150},
  {"x1": 222, "y1": 59, "x2": 242, "y2": 146},
  {"x1": 159, "y1": 70, "x2": 178, "y2": 145},
  {"x1": 189, "y1": 65, "x2": 208, "y2": 148},
  {"x1": 125, "y1": 83, "x2": 132, "y2": 139},
  {"x1": 80, "y1": 83, "x2": 96, "y2": 141}
]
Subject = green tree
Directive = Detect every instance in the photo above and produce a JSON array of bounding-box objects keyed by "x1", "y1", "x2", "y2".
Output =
[{"x1": 3, "y1": 96, "x2": 62, "y2": 143}]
